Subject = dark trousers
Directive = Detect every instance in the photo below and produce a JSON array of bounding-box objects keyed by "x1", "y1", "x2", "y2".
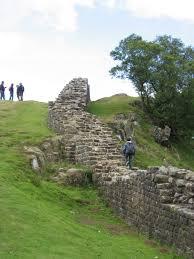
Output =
[
  {"x1": 17, "y1": 93, "x2": 23, "y2": 101},
  {"x1": 0, "y1": 92, "x2": 5, "y2": 100},
  {"x1": 9, "y1": 93, "x2": 13, "y2": 101},
  {"x1": 125, "y1": 154, "x2": 134, "y2": 169}
]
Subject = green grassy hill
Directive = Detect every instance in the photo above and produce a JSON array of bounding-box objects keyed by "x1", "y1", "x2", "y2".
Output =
[
  {"x1": 0, "y1": 101, "x2": 185, "y2": 258},
  {"x1": 87, "y1": 95, "x2": 194, "y2": 170}
]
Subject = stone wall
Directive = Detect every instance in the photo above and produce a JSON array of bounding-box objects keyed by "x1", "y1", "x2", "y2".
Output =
[
  {"x1": 94, "y1": 166, "x2": 194, "y2": 257},
  {"x1": 48, "y1": 78, "x2": 194, "y2": 258},
  {"x1": 48, "y1": 78, "x2": 123, "y2": 166}
]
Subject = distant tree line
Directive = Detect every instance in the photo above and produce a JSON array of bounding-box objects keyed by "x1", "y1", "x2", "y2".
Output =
[{"x1": 110, "y1": 34, "x2": 194, "y2": 139}]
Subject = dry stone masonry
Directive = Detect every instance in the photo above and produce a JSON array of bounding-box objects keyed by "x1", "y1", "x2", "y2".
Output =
[
  {"x1": 48, "y1": 78, "x2": 123, "y2": 166},
  {"x1": 47, "y1": 78, "x2": 194, "y2": 258}
]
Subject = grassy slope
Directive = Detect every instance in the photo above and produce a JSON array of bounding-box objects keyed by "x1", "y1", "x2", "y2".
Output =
[
  {"x1": 87, "y1": 95, "x2": 194, "y2": 170},
  {"x1": 0, "y1": 101, "x2": 183, "y2": 258}
]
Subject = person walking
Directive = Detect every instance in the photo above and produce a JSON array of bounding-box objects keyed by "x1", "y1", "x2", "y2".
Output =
[
  {"x1": 0, "y1": 81, "x2": 6, "y2": 100},
  {"x1": 122, "y1": 137, "x2": 136, "y2": 169},
  {"x1": 9, "y1": 83, "x2": 14, "y2": 101}
]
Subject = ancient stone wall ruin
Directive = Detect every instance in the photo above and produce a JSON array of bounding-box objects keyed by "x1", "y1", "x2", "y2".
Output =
[
  {"x1": 48, "y1": 78, "x2": 123, "y2": 166},
  {"x1": 48, "y1": 78, "x2": 194, "y2": 258}
]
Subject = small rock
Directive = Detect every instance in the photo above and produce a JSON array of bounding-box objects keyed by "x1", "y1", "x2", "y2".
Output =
[
  {"x1": 159, "y1": 166, "x2": 168, "y2": 175},
  {"x1": 66, "y1": 168, "x2": 84, "y2": 174},
  {"x1": 24, "y1": 146, "x2": 46, "y2": 170},
  {"x1": 156, "y1": 183, "x2": 172, "y2": 189},
  {"x1": 168, "y1": 177, "x2": 174, "y2": 184},
  {"x1": 154, "y1": 174, "x2": 169, "y2": 183},
  {"x1": 31, "y1": 157, "x2": 41, "y2": 172},
  {"x1": 186, "y1": 183, "x2": 194, "y2": 192},
  {"x1": 176, "y1": 179, "x2": 185, "y2": 187},
  {"x1": 174, "y1": 170, "x2": 187, "y2": 179},
  {"x1": 185, "y1": 173, "x2": 194, "y2": 181},
  {"x1": 160, "y1": 196, "x2": 173, "y2": 203},
  {"x1": 168, "y1": 166, "x2": 179, "y2": 176},
  {"x1": 188, "y1": 198, "x2": 194, "y2": 204},
  {"x1": 179, "y1": 196, "x2": 188, "y2": 203},
  {"x1": 148, "y1": 167, "x2": 160, "y2": 174},
  {"x1": 159, "y1": 189, "x2": 173, "y2": 196},
  {"x1": 174, "y1": 192, "x2": 182, "y2": 198},
  {"x1": 58, "y1": 168, "x2": 65, "y2": 172}
]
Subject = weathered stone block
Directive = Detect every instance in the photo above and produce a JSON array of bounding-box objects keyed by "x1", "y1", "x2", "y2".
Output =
[
  {"x1": 186, "y1": 183, "x2": 194, "y2": 192},
  {"x1": 176, "y1": 179, "x2": 186, "y2": 187},
  {"x1": 186, "y1": 173, "x2": 194, "y2": 182},
  {"x1": 154, "y1": 174, "x2": 169, "y2": 183}
]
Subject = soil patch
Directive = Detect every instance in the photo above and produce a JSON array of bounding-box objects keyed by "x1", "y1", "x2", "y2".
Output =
[
  {"x1": 90, "y1": 207, "x2": 102, "y2": 213},
  {"x1": 75, "y1": 199, "x2": 91, "y2": 205},
  {"x1": 159, "y1": 248, "x2": 169, "y2": 254},
  {"x1": 144, "y1": 240, "x2": 158, "y2": 248},
  {"x1": 79, "y1": 216, "x2": 98, "y2": 225},
  {"x1": 104, "y1": 224, "x2": 135, "y2": 235},
  {"x1": 79, "y1": 215, "x2": 136, "y2": 236}
]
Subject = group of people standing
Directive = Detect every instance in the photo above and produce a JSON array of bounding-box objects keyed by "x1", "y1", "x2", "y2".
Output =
[{"x1": 0, "y1": 81, "x2": 25, "y2": 101}]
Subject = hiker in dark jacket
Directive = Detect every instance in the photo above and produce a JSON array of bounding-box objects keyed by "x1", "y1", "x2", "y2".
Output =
[
  {"x1": 17, "y1": 83, "x2": 25, "y2": 101},
  {"x1": 19, "y1": 83, "x2": 24, "y2": 101},
  {"x1": 123, "y1": 137, "x2": 136, "y2": 169},
  {"x1": 0, "y1": 81, "x2": 6, "y2": 100},
  {"x1": 16, "y1": 85, "x2": 20, "y2": 100},
  {"x1": 9, "y1": 83, "x2": 14, "y2": 101}
]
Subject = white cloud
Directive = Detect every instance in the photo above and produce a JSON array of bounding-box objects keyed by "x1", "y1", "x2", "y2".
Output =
[
  {"x1": 0, "y1": 0, "x2": 193, "y2": 33},
  {"x1": 0, "y1": 0, "x2": 96, "y2": 32},
  {"x1": 120, "y1": 0, "x2": 194, "y2": 23},
  {"x1": 100, "y1": 0, "x2": 116, "y2": 8}
]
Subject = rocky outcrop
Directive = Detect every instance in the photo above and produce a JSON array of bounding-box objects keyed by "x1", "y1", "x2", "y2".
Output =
[
  {"x1": 46, "y1": 78, "x2": 194, "y2": 258},
  {"x1": 40, "y1": 136, "x2": 64, "y2": 162},
  {"x1": 51, "y1": 168, "x2": 90, "y2": 186},
  {"x1": 108, "y1": 113, "x2": 139, "y2": 141},
  {"x1": 24, "y1": 135, "x2": 65, "y2": 173},
  {"x1": 24, "y1": 146, "x2": 46, "y2": 173},
  {"x1": 153, "y1": 125, "x2": 171, "y2": 146}
]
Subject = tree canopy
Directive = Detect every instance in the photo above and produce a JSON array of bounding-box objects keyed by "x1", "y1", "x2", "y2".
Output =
[{"x1": 110, "y1": 34, "x2": 194, "y2": 138}]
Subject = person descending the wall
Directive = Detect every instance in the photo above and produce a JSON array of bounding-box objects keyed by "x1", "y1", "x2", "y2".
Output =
[
  {"x1": 9, "y1": 83, "x2": 14, "y2": 101},
  {"x1": 122, "y1": 137, "x2": 136, "y2": 169},
  {"x1": 0, "y1": 81, "x2": 6, "y2": 100},
  {"x1": 17, "y1": 83, "x2": 25, "y2": 101}
]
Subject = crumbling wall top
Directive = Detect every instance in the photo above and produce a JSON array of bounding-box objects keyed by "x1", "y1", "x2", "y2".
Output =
[{"x1": 52, "y1": 78, "x2": 90, "y2": 110}]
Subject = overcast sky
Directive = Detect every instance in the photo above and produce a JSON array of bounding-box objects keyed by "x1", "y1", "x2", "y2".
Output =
[{"x1": 1, "y1": 0, "x2": 194, "y2": 101}]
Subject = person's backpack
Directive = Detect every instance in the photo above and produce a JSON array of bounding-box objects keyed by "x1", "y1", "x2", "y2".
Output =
[{"x1": 124, "y1": 142, "x2": 135, "y2": 155}]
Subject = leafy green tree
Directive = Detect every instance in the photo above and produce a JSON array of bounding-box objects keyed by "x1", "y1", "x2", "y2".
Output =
[{"x1": 110, "y1": 34, "x2": 194, "y2": 138}]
